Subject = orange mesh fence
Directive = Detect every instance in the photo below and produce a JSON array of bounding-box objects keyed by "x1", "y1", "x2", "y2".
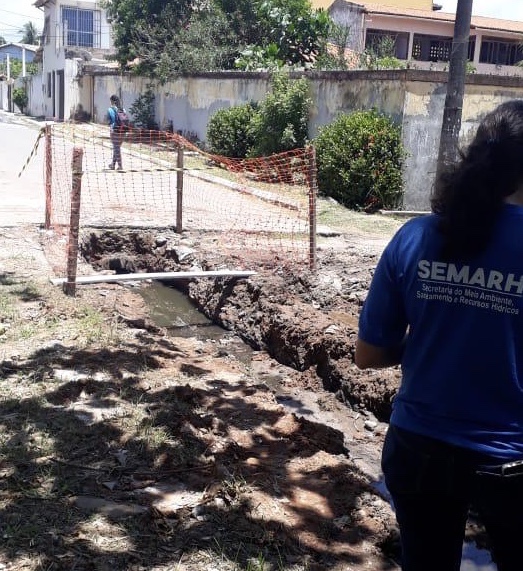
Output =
[{"x1": 39, "y1": 123, "x2": 317, "y2": 277}]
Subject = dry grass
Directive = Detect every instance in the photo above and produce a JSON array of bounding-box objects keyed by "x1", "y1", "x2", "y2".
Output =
[{"x1": 0, "y1": 244, "x2": 327, "y2": 571}]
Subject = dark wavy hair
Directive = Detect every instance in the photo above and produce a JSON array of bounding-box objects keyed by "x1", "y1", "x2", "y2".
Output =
[
  {"x1": 431, "y1": 99, "x2": 523, "y2": 261},
  {"x1": 110, "y1": 94, "x2": 121, "y2": 109}
]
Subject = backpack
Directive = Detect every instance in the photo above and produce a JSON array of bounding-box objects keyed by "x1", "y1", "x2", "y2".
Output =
[{"x1": 115, "y1": 109, "x2": 130, "y2": 132}]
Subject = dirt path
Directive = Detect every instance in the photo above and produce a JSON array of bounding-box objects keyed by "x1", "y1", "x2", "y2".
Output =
[
  {"x1": 0, "y1": 221, "x2": 407, "y2": 570},
  {"x1": 1, "y1": 114, "x2": 495, "y2": 570}
]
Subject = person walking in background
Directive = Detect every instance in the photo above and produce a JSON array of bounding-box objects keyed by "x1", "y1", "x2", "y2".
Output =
[
  {"x1": 355, "y1": 100, "x2": 523, "y2": 571},
  {"x1": 107, "y1": 94, "x2": 124, "y2": 170}
]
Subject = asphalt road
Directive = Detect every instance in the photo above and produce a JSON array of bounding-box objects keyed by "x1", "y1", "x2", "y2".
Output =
[{"x1": 0, "y1": 111, "x2": 45, "y2": 226}]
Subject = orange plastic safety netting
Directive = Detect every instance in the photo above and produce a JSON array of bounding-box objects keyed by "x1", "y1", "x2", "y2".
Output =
[{"x1": 40, "y1": 123, "x2": 317, "y2": 277}]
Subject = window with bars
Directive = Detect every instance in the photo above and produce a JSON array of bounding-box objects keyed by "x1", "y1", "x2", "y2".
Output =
[
  {"x1": 43, "y1": 16, "x2": 50, "y2": 45},
  {"x1": 412, "y1": 34, "x2": 452, "y2": 62},
  {"x1": 61, "y1": 6, "x2": 101, "y2": 48},
  {"x1": 365, "y1": 29, "x2": 409, "y2": 59},
  {"x1": 412, "y1": 34, "x2": 475, "y2": 63},
  {"x1": 480, "y1": 38, "x2": 523, "y2": 66}
]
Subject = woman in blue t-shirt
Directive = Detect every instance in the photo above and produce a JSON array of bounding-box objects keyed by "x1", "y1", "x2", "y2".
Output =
[
  {"x1": 356, "y1": 100, "x2": 523, "y2": 571},
  {"x1": 107, "y1": 94, "x2": 124, "y2": 170}
]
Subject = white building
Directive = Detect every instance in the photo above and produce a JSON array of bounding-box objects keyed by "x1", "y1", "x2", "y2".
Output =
[
  {"x1": 30, "y1": 0, "x2": 116, "y2": 120},
  {"x1": 324, "y1": 1, "x2": 523, "y2": 76}
]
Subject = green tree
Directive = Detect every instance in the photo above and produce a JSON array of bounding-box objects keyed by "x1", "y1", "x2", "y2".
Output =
[
  {"x1": 13, "y1": 86, "x2": 28, "y2": 113},
  {"x1": 0, "y1": 36, "x2": 6, "y2": 45},
  {"x1": 102, "y1": 0, "x2": 193, "y2": 69},
  {"x1": 214, "y1": 0, "x2": 260, "y2": 46},
  {"x1": 254, "y1": 0, "x2": 331, "y2": 66},
  {"x1": 248, "y1": 73, "x2": 311, "y2": 156},
  {"x1": 19, "y1": 22, "x2": 40, "y2": 45},
  {"x1": 103, "y1": 0, "x2": 332, "y2": 76},
  {"x1": 313, "y1": 22, "x2": 353, "y2": 70},
  {"x1": 0, "y1": 59, "x2": 38, "y2": 79},
  {"x1": 132, "y1": 3, "x2": 239, "y2": 78}
]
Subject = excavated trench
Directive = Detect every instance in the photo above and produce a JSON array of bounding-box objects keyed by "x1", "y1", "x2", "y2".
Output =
[
  {"x1": 80, "y1": 227, "x2": 401, "y2": 422},
  {"x1": 79, "y1": 228, "x2": 500, "y2": 570}
]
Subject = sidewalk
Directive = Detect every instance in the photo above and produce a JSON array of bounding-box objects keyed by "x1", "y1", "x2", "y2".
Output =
[{"x1": 0, "y1": 111, "x2": 46, "y2": 227}]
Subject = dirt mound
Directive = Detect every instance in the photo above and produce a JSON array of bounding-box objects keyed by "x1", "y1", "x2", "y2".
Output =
[{"x1": 0, "y1": 225, "x2": 402, "y2": 571}]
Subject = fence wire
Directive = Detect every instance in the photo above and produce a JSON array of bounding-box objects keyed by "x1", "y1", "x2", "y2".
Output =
[{"x1": 39, "y1": 123, "x2": 317, "y2": 277}]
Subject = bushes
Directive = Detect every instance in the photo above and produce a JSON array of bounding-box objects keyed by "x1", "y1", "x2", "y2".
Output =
[
  {"x1": 12, "y1": 87, "x2": 28, "y2": 114},
  {"x1": 207, "y1": 103, "x2": 257, "y2": 158},
  {"x1": 247, "y1": 74, "x2": 311, "y2": 157},
  {"x1": 206, "y1": 73, "x2": 311, "y2": 158},
  {"x1": 314, "y1": 109, "x2": 406, "y2": 210},
  {"x1": 206, "y1": 83, "x2": 406, "y2": 212},
  {"x1": 129, "y1": 88, "x2": 158, "y2": 130}
]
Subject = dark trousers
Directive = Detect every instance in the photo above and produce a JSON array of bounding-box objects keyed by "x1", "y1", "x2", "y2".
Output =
[
  {"x1": 110, "y1": 130, "x2": 123, "y2": 168},
  {"x1": 382, "y1": 424, "x2": 523, "y2": 571}
]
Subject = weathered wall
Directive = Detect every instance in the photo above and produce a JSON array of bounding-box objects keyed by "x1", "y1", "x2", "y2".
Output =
[
  {"x1": 328, "y1": 1, "x2": 365, "y2": 51},
  {"x1": 25, "y1": 73, "x2": 45, "y2": 117},
  {"x1": 0, "y1": 81, "x2": 9, "y2": 111},
  {"x1": 401, "y1": 73, "x2": 523, "y2": 209},
  {"x1": 90, "y1": 70, "x2": 408, "y2": 138},
  {"x1": 91, "y1": 72, "x2": 272, "y2": 136},
  {"x1": 52, "y1": 69, "x2": 523, "y2": 209}
]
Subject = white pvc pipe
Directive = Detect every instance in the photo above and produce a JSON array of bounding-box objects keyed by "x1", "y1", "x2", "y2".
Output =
[{"x1": 50, "y1": 270, "x2": 256, "y2": 286}]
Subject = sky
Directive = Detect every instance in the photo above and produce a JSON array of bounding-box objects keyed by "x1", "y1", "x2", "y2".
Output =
[
  {"x1": 1, "y1": 0, "x2": 523, "y2": 45},
  {"x1": 438, "y1": 1, "x2": 523, "y2": 21},
  {"x1": 0, "y1": 0, "x2": 44, "y2": 44}
]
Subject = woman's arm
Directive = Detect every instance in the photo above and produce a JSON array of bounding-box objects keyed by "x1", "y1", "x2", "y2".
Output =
[{"x1": 354, "y1": 336, "x2": 405, "y2": 369}]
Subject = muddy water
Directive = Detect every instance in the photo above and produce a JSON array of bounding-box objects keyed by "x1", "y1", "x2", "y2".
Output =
[
  {"x1": 139, "y1": 282, "x2": 224, "y2": 336},
  {"x1": 138, "y1": 281, "x2": 254, "y2": 364},
  {"x1": 138, "y1": 281, "x2": 498, "y2": 571}
]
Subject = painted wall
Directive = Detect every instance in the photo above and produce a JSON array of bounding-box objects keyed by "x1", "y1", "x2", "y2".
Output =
[
  {"x1": 329, "y1": 2, "x2": 366, "y2": 50},
  {"x1": 0, "y1": 45, "x2": 36, "y2": 64},
  {"x1": 311, "y1": 0, "x2": 336, "y2": 9},
  {"x1": 25, "y1": 73, "x2": 46, "y2": 117},
  {"x1": 376, "y1": 0, "x2": 433, "y2": 9},
  {"x1": 401, "y1": 74, "x2": 523, "y2": 209},
  {"x1": 0, "y1": 81, "x2": 9, "y2": 111},
  {"x1": 312, "y1": 0, "x2": 433, "y2": 9},
  {"x1": 31, "y1": 69, "x2": 523, "y2": 210},
  {"x1": 90, "y1": 72, "x2": 272, "y2": 135}
]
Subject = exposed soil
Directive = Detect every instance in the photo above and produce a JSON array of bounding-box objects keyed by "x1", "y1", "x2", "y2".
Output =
[
  {"x1": 0, "y1": 222, "x2": 407, "y2": 571},
  {"x1": 0, "y1": 222, "x2": 489, "y2": 570},
  {"x1": 78, "y1": 226, "x2": 404, "y2": 568}
]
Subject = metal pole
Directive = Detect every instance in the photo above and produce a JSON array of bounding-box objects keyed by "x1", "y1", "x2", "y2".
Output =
[
  {"x1": 436, "y1": 0, "x2": 473, "y2": 179},
  {"x1": 64, "y1": 147, "x2": 84, "y2": 296}
]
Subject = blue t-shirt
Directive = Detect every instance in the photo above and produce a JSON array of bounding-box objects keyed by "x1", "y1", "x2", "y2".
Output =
[
  {"x1": 107, "y1": 106, "x2": 117, "y2": 129},
  {"x1": 358, "y1": 205, "x2": 523, "y2": 460}
]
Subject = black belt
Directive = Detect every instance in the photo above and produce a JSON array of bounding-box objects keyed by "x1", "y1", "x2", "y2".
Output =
[{"x1": 476, "y1": 459, "x2": 523, "y2": 477}]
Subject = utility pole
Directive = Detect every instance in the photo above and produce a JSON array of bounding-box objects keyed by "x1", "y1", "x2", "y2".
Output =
[{"x1": 436, "y1": 0, "x2": 474, "y2": 179}]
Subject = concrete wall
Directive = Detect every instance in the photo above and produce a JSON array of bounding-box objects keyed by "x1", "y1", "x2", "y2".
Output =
[
  {"x1": 311, "y1": 0, "x2": 433, "y2": 9},
  {"x1": 0, "y1": 46, "x2": 36, "y2": 64},
  {"x1": 401, "y1": 73, "x2": 523, "y2": 209},
  {"x1": 25, "y1": 73, "x2": 46, "y2": 117},
  {"x1": 34, "y1": 68, "x2": 523, "y2": 210},
  {"x1": 90, "y1": 72, "x2": 272, "y2": 134},
  {"x1": 329, "y1": 2, "x2": 366, "y2": 51},
  {"x1": 0, "y1": 81, "x2": 9, "y2": 111},
  {"x1": 379, "y1": 0, "x2": 433, "y2": 8}
]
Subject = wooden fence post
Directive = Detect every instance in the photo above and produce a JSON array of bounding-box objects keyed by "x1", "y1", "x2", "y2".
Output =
[
  {"x1": 308, "y1": 145, "x2": 318, "y2": 272},
  {"x1": 176, "y1": 145, "x2": 184, "y2": 233},
  {"x1": 64, "y1": 147, "x2": 84, "y2": 296},
  {"x1": 44, "y1": 124, "x2": 53, "y2": 229}
]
